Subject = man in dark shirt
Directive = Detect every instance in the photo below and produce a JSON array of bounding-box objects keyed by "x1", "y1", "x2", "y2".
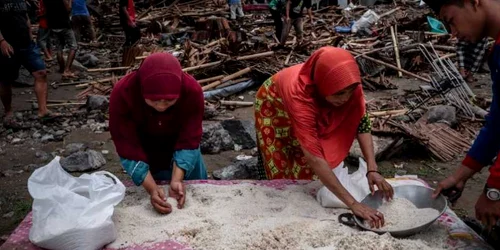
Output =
[
  {"x1": 425, "y1": 0, "x2": 500, "y2": 247},
  {"x1": 120, "y1": 0, "x2": 140, "y2": 46},
  {"x1": 281, "y1": 0, "x2": 312, "y2": 45},
  {"x1": 0, "y1": 0, "x2": 52, "y2": 125},
  {"x1": 44, "y1": 0, "x2": 77, "y2": 78}
]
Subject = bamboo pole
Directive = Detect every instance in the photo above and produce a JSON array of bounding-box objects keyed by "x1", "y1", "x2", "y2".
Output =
[
  {"x1": 379, "y1": 7, "x2": 401, "y2": 18},
  {"x1": 182, "y1": 60, "x2": 223, "y2": 72},
  {"x1": 202, "y1": 67, "x2": 251, "y2": 91},
  {"x1": 235, "y1": 51, "x2": 274, "y2": 61},
  {"x1": 182, "y1": 51, "x2": 274, "y2": 72},
  {"x1": 220, "y1": 100, "x2": 253, "y2": 106},
  {"x1": 87, "y1": 67, "x2": 130, "y2": 72},
  {"x1": 390, "y1": 26, "x2": 403, "y2": 78},
  {"x1": 46, "y1": 103, "x2": 86, "y2": 107},
  {"x1": 350, "y1": 51, "x2": 431, "y2": 82},
  {"x1": 369, "y1": 109, "x2": 408, "y2": 117},
  {"x1": 198, "y1": 75, "x2": 225, "y2": 84}
]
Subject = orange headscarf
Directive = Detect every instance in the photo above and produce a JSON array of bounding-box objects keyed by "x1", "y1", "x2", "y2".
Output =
[{"x1": 275, "y1": 46, "x2": 365, "y2": 168}]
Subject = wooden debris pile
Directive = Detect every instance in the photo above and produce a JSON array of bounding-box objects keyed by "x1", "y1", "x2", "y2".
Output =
[{"x1": 59, "y1": 0, "x2": 489, "y2": 162}]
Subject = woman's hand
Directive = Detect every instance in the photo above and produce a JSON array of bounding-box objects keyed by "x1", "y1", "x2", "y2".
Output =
[
  {"x1": 150, "y1": 186, "x2": 172, "y2": 214},
  {"x1": 367, "y1": 171, "x2": 394, "y2": 200},
  {"x1": 350, "y1": 202, "x2": 385, "y2": 228},
  {"x1": 168, "y1": 181, "x2": 186, "y2": 209}
]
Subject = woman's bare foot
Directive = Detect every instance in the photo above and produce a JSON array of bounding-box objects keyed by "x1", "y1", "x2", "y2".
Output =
[{"x1": 62, "y1": 71, "x2": 77, "y2": 79}]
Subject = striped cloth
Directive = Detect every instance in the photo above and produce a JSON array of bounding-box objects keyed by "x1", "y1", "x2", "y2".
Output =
[{"x1": 456, "y1": 38, "x2": 489, "y2": 73}]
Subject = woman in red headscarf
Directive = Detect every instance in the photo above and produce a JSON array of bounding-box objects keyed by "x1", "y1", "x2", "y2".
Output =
[
  {"x1": 255, "y1": 47, "x2": 393, "y2": 227},
  {"x1": 110, "y1": 53, "x2": 207, "y2": 214}
]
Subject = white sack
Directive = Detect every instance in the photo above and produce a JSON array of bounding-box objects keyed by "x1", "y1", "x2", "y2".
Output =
[{"x1": 28, "y1": 157, "x2": 125, "y2": 250}]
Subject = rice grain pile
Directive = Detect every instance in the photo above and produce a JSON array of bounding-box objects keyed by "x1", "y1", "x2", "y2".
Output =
[
  {"x1": 364, "y1": 198, "x2": 440, "y2": 231},
  {"x1": 109, "y1": 184, "x2": 448, "y2": 250}
]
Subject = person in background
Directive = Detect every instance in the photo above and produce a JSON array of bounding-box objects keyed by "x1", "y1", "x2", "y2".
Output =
[
  {"x1": 71, "y1": 0, "x2": 97, "y2": 43},
  {"x1": 109, "y1": 53, "x2": 208, "y2": 214},
  {"x1": 268, "y1": 0, "x2": 286, "y2": 44},
  {"x1": 457, "y1": 37, "x2": 489, "y2": 83},
  {"x1": 282, "y1": 0, "x2": 312, "y2": 45},
  {"x1": 120, "y1": 0, "x2": 140, "y2": 46},
  {"x1": 423, "y1": 0, "x2": 500, "y2": 247},
  {"x1": 0, "y1": 0, "x2": 55, "y2": 126},
  {"x1": 254, "y1": 47, "x2": 394, "y2": 228},
  {"x1": 228, "y1": 0, "x2": 244, "y2": 20},
  {"x1": 44, "y1": 0, "x2": 78, "y2": 79},
  {"x1": 37, "y1": 0, "x2": 52, "y2": 61}
]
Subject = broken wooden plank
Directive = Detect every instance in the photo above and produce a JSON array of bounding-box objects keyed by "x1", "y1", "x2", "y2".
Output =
[
  {"x1": 87, "y1": 67, "x2": 130, "y2": 72},
  {"x1": 390, "y1": 26, "x2": 403, "y2": 78},
  {"x1": 351, "y1": 51, "x2": 431, "y2": 83},
  {"x1": 220, "y1": 100, "x2": 253, "y2": 107},
  {"x1": 202, "y1": 67, "x2": 252, "y2": 91},
  {"x1": 198, "y1": 75, "x2": 225, "y2": 84}
]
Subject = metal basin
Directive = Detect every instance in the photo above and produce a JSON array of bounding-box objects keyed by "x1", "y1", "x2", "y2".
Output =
[{"x1": 338, "y1": 185, "x2": 448, "y2": 238}]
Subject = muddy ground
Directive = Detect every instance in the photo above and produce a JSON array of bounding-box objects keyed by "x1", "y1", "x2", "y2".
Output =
[{"x1": 0, "y1": 60, "x2": 493, "y2": 244}]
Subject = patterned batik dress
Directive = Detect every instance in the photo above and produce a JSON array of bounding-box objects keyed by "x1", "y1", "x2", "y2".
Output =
[{"x1": 255, "y1": 77, "x2": 371, "y2": 180}]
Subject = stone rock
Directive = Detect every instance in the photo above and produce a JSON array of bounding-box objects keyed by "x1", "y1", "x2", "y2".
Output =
[
  {"x1": 89, "y1": 122, "x2": 108, "y2": 132},
  {"x1": 200, "y1": 122, "x2": 234, "y2": 154},
  {"x1": 24, "y1": 164, "x2": 39, "y2": 172},
  {"x1": 60, "y1": 150, "x2": 106, "y2": 172},
  {"x1": 2, "y1": 211, "x2": 14, "y2": 219},
  {"x1": 78, "y1": 53, "x2": 99, "y2": 68},
  {"x1": 14, "y1": 112, "x2": 23, "y2": 120},
  {"x1": 14, "y1": 67, "x2": 34, "y2": 86},
  {"x1": 204, "y1": 104, "x2": 219, "y2": 120},
  {"x1": 55, "y1": 130, "x2": 66, "y2": 136},
  {"x1": 349, "y1": 136, "x2": 396, "y2": 159},
  {"x1": 11, "y1": 138, "x2": 22, "y2": 144},
  {"x1": 86, "y1": 95, "x2": 109, "y2": 111},
  {"x1": 220, "y1": 120, "x2": 256, "y2": 150},
  {"x1": 41, "y1": 134, "x2": 54, "y2": 143},
  {"x1": 213, "y1": 157, "x2": 259, "y2": 180},
  {"x1": 1, "y1": 169, "x2": 23, "y2": 177},
  {"x1": 72, "y1": 60, "x2": 88, "y2": 72},
  {"x1": 426, "y1": 105, "x2": 457, "y2": 127},
  {"x1": 65, "y1": 143, "x2": 87, "y2": 155},
  {"x1": 89, "y1": 141, "x2": 105, "y2": 148},
  {"x1": 35, "y1": 151, "x2": 51, "y2": 161}
]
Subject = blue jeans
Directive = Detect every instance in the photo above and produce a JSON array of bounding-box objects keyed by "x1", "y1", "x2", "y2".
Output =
[{"x1": 0, "y1": 41, "x2": 46, "y2": 82}]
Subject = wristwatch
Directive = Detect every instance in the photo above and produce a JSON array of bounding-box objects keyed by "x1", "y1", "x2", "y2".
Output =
[{"x1": 484, "y1": 185, "x2": 500, "y2": 201}]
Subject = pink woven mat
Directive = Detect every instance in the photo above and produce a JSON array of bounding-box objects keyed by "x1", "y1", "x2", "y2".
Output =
[
  {"x1": 0, "y1": 179, "x2": 492, "y2": 250},
  {"x1": 0, "y1": 179, "x2": 310, "y2": 250}
]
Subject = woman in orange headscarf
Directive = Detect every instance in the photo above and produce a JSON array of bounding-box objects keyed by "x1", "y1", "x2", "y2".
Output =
[{"x1": 255, "y1": 47, "x2": 393, "y2": 227}]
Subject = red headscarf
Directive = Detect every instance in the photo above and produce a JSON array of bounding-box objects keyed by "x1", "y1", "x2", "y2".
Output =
[
  {"x1": 276, "y1": 47, "x2": 365, "y2": 168},
  {"x1": 109, "y1": 53, "x2": 204, "y2": 163}
]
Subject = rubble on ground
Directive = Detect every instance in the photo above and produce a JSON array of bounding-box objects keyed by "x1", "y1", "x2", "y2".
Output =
[
  {"x1": 60, "y1": 150, "x2": 107, "y2": 172},
  {"x1": 0, "y1": 0, "x2": 491, "y2": 180}
]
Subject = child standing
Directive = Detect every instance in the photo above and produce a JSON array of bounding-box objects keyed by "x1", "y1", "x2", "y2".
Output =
[
  {"x1": 71, "y1": 0, "x2": 97, "y2": 43},
  {"x1": 44, "y1": 0, "x2": 78, "y2": 78},
  {"x1": 228, "y1": 0, "x2": 244, "y2": 20},
  {"x1": 37, "y1": 0, "x2": 53, "y2": 61}
]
